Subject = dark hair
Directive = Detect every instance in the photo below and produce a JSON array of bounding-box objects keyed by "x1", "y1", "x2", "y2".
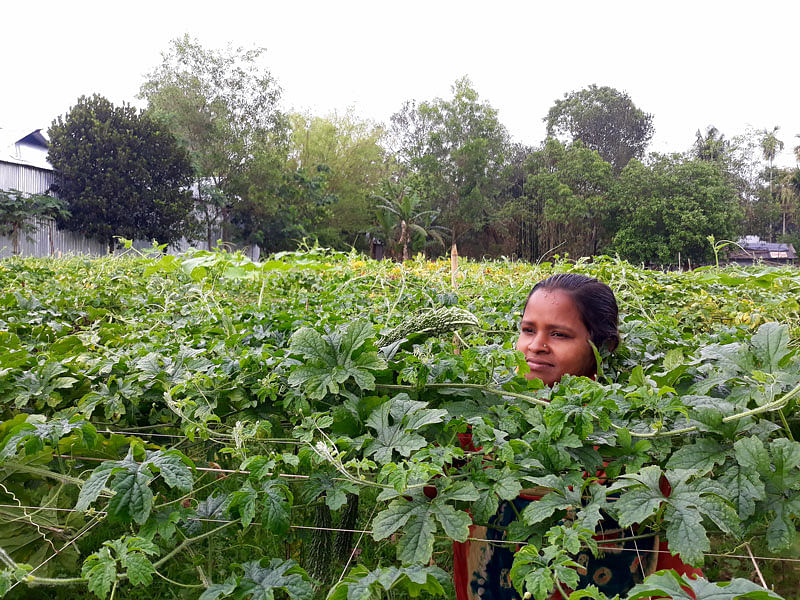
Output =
[{"x1": 525, "y1": 273, "x2": 620, "y2": 352}]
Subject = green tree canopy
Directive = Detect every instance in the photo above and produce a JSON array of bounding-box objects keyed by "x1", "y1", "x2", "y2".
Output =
[
  {"x1": 545, "y1": 84, "x2": 654, "y2": 173},
  {"x1": 288, "y1": 110, "x2": 392, "y2": 249},
  {"x1": 389, "y1": 77, "x2": 509, "y2": 253},
  {"x1": 609, "y1": 155, "x2": 742, "y2": 264},
  {"x1": 523, "y1": 139, "x2": 614, "y2": 259},
  {"x1": 139, "y1": 34, "x2": 288, "y2": 247},
  {"x1": 47, "y1": 94, "x2": 194, "y2": 249},
  {"x1": 231, "y1": 150, "x2": 337, "y2": 252}
]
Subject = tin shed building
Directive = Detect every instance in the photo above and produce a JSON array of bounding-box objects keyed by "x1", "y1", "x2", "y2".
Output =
[{"x1": 728, "y1": 236, "x2": 797, "y2": 265}]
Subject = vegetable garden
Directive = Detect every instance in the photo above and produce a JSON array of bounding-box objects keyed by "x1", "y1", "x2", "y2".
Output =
[{"x1": 1, "y1": 247, "x2": 799, "y2": 600}]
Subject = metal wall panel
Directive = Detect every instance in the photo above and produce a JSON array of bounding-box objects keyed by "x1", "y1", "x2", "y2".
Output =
[
  {"x1": 0, "y1": 162, "x2": 55, "y2": 195},
  {"x1": 0, "y1": 217, "x2": 260, "y2": 260}
]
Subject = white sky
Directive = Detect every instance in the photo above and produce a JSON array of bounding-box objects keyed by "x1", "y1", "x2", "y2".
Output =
[{"x1": 3, "y1": 0, "x2": 798, "y2": 166}]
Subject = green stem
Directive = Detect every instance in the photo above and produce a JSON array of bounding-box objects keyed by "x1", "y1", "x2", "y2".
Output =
[
  {"x1": 626, "y1": 381, "x2": 800, "y2": 438},
  {"x1": 4, "y1": 462, "x2": 86, "y2": 487},
  {"x1": 154, "y1": 570, "x2": 205, "y2": 588},
  {"x1": 778, "y1": 409, "x2": 795, "y2": 441},
  {"x1": 151, "y1": 521, "x2": 237, "y2": 570},
  {"x1": 27, "y1": 576, "x2": 85, "y2": 586}
]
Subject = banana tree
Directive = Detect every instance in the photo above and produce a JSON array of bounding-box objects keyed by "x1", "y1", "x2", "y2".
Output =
[{"x1": 373, "y1": 186, "x2": 448, "y2": 261}]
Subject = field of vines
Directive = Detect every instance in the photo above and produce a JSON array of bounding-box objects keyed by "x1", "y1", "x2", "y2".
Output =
[{"x1": 1, "y1": 247, "x2": 799, "y2": 600}]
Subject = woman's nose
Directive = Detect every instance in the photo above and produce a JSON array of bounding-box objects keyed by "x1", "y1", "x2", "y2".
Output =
[{"x1": 528, "y1": 332, "x2": 549, "y2": 352}]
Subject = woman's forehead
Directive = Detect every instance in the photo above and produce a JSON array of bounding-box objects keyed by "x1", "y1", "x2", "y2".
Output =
[{"x1": 522, "y1": 289, "x2": 586, "y2": 327}]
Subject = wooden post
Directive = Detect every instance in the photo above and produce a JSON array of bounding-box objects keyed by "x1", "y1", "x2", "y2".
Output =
[
  {"x1": 451, "y1": 243, "x2": 461, "y2": 355},
  {"x1": 450, "y1": 243, "x2": 458, "y2": 289}
]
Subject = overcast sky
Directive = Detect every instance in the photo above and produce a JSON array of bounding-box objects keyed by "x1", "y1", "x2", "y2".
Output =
[{"x1": 3, "y1": 0, "x2": 798, "y2": 166}]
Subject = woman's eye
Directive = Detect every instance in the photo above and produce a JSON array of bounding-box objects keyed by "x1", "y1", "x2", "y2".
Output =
[{"x1": 552, "y1": 332, "x2": 567, "y2": 338}]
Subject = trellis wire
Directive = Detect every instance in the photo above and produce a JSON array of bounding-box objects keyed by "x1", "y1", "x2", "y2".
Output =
[
  {"x1": 95, "y1": 429, "x2": 303, "y2": 444},
  {"x1": 7, "y1": 515, "x2": 104, "y2": 592},
  {"x1": 2, "y1": 504, "x2": 799, "y2": 565}
]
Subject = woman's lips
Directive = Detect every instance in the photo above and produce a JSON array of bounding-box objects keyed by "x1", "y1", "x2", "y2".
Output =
[{"x1": 526, "y1": 359, "x2": 554, "y2": 369}]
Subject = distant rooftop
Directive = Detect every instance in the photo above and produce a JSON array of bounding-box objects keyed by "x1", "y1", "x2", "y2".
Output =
[
  {"x1": 731, "y1": 236, "x2": 797, "y2": 260},
  {"x1": 0, "y1": 127, "x2": 52, "y2": 171}
]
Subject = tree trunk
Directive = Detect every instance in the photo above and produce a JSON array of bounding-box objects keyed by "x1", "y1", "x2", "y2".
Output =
[
  {"x1": 399, "y1": 220, "x2": 409, "y2": 261},
  {"x1": 12, "y1": 222, "x2": 19, "y2": 255}
]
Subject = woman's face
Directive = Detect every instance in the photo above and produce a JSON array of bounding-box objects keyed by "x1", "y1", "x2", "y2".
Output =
[{"x1": 515, "y1": 288, "x2": 596, "y2": 386}]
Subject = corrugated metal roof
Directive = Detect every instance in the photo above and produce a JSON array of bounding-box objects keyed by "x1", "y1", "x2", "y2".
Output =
[
  {"x1": 0, "y1": 127, "x2": 53, "y2": 171},
  {"x1": 730, "y1": 238, "x2": 797, "y2": 260},
  {"x1": 741, "y1": 241, "x2": 792, "y2": 252}
]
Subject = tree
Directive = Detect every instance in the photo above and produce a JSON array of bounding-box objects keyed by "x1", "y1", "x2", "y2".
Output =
[
  {"x1": 760, "y1": 126, "x2": 784, "y2": 194},
  {"x1": 794, "y1": 134, "x2": 800, "y2": 164},
  {"x1": 47, "y1": 95, "x2": 194, "y2": 250},
  {"x1": 692, "y1": 126, "x2": 730, "y2": 163},
  {"x1": 545, "y1": 85, "x2": 654, "y2": 173},
  {"x1": 775, "y1": 167, "x2": 800, "y2": 236},
  {"x1": 231, "y1": 150, "x2": 337, "y2": 252},
  {"x1": 0, "y1": 189, "x2": 68, "y2": 255},
  {"x1": 389, "y1": 78, "x2": 509, "y2": 254},
  {"x1": 288, "y1": 110, "x2": 392, "y2": 249},
  {"x1": 139, "y1": 34, "x2": 288, "y2": 248},
  {"x1": 527, "y1": 139, "x2": 613, "y2": 258},
  {"x1": 373, "y1": 183, "x2": 447, "y2": 260},
  {"x1": 610, "y1": 155, "x2": 742, "y2": 264},
  {"x1": 497, "y1": 139, "x2": 613, "y2": 261}
]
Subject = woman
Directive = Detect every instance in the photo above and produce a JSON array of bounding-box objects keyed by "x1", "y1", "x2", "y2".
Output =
[{"x1": 454, "y1": 273, "x2": 699, "y2": 600}]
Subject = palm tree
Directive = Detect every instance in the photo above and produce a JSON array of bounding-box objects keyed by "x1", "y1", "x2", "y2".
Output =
[
  {"x1": 776, "y1": 168, "x2": 800, "y2": 236},
  {"x1": 373, "y1": 186, "x2": 448, "y2": 261},
  {"x1": 760, "y1": 126, "x2": 784, "y2": 194},
  {"x1": 693, "y1": 126, "x2": 728, "y2": 163},
  {"x1": 794, "y1": 134, "x2": 800, "y2": 164}
]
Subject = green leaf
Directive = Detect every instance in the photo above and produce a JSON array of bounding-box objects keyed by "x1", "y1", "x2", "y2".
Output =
[
  {"x1": 365, "y1": 395, "x2": 444, "y2": 464},
  {"x1": 123, "y1": 552, "x2": 155, "y2": 587},
  {"x1": 430, "y1": 500, "x2": 471, "y2": 542},
  {"x1": 733, "y1": 436, "x2": 768, "y2": 473},
  {"x1": 615, "y1": 466, "x2": 665, "y2": 527},
  {"x1": 238, "y1": 558, "x2": 313, "y2": 600},
  {"x1": 75, "y1": 461, "x2": 117, "y2": 512},
  {"x1": 522, "y1": 491, "x2": 573, "y2": 525},
  {"x1": 290, "y1": 328, "x2": 337, "y2": 366},
  {"x1": 328, "y1": 565, "x2": 447, "y2": 600},
  {"x1": 144, "y1": 449, "x2": 193, "y2": 490},
  {"x1": 471, "y1": 490, "x2": 499, "y2": 524},
  {"x1": 340, "y1": 320, "x2": 375, "y2": 358},
  {"x1": 439, "y1": 480, "x2": 479, "y2": 502},
  {"x1": 199, "y1": 579, "x2": 237, "y2": 600},
  {"x1": 718, "y1": 463, "x2": 764, "y2": 520},
  {"x1": 492, "y1": 472, "x2": 523, "y2": 501},
  {"x1": 261, "y1": 480, "x2": 291, "y2": 535},
  {"x1": 628, "y1": 569, "x2": 783, "y2": 600},
  {"x1": 82, "y1": 547, "x2": 117, "y2": 599},
  {"x1": 396, "y1": 506, "x2": 436, "y2": 564},
  {"x1": 230, "y1": 482, "x2": 258, "y2": 528},
  {"x1": 288, "y1": 364, "x2": 341, "y2": 400},
  {"x1": 664, "y1": 503, "x2": 708, "y2": 565},
  {"x1": 107, "y1": 469, "x2": 153, "y2": 525},
  {"x1": 372, "y1": 499, "x2": 418, "y2": 540},
  {"x1": 0, "y1": 417, "x2": 94, "y2": 462},
  {"x1": 762, "y1": 438, "x2": 800, "y2": 551},
  {"x1": 751, "y1": 322, "x2": 791, "y2": 372},
  {"x1": 666, "y1": 439, "x2": 728, "y2": 475}
]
